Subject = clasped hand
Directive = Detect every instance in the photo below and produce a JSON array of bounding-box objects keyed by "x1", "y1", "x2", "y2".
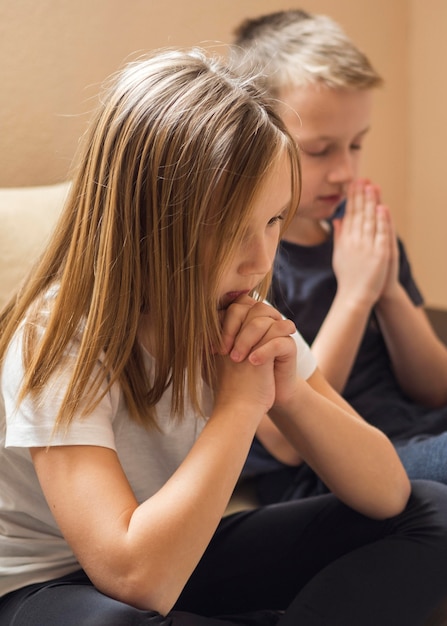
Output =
[
  {"x1": 332, "y1": 180, "x2": 400, "y2": 307},
  {"x1": 213, "y1": 296, "x2": 297, "y2": 416}
]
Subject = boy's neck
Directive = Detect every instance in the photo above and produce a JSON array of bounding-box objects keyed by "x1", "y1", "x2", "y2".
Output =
[{"x1": 282, "y1": 216, "x2": 331, "y2": 246}]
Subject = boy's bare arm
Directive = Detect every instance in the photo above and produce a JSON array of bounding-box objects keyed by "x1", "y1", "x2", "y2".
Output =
[
  {"x1": 373, "y1": 202, "x2": 447, "y2": 405},
  {"x1": 375, "y1": 285, "x2": 447, "y2": 406}
]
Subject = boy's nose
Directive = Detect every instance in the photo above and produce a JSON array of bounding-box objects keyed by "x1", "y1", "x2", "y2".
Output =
[{"x1": 328, "y1": 154, "x2": 355, "y2": 185}]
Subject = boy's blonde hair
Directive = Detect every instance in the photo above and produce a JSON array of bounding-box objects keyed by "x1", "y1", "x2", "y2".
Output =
[
  {"x1": 230, "y1": 9, "x2": 383, "y2": 96},
  {"x1": 0, "y1": 48, "x2": 300, "y2": 430}
]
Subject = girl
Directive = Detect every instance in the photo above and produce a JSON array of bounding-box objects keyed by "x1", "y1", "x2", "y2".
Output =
[{"x1": 1, "y1": 48, "x2": 447, "y2": 626}]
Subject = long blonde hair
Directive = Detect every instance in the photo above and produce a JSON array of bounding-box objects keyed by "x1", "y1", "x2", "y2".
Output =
[{"x1": 0, "y1": 48, "x2": 300, "y2": 430}]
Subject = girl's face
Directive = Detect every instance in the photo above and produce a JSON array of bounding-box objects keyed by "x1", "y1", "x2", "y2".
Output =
[
  {"x1": 277, "y1": 84, "x2": 373, "y2": 222},
  {"x1": 217, "y1": 151, "x2": 292, "y2": 310}
]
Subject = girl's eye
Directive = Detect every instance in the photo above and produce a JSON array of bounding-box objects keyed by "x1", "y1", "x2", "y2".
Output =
[
  {"x1": 268, "y1": 214, "x2": 285, "y2": 227},
  {"x1": 350, "y1": 143, "x2": 362, "y2": 151}
]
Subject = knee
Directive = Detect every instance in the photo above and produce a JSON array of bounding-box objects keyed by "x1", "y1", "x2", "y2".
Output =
[
  {"x1": 402, "y1": 480, "x2": 447, "y2": 546},
  {"x1": 410, "y1": 479, "x2": 447, "y2": 512},
  {"x1": 92, "y1": 603, "x2": 172, "y2": 626}
]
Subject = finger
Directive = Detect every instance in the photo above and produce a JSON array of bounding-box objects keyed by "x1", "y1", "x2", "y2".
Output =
[
  {"x1": 219, "y1": 298, "x2": 256, "y2": 354},
  {"x1": 362, "y1": 184, "x2": 378, "y2": 238},
  {"x1": 343, "y1": 181, "x2": 357, "y2": 223},
  {"x1": 220, "y1": 297, "x2": 282, "y2": 355},
  {"x1": 375, "y1": 204, "x2": 397, "y2": 257},
  {"x1": 229, "y1": 316, "x2": 276, "y2": 362},
  {"x1": 248, "y1": 334, "x2": 296, "y2": 366},
  {"x1": 350, "y1": 180, "x2": 368, "y2": 232},
  {"x1": 373, "y1": 204, "x2": 392, "y2": 255},
  {"x1": 372, "y1": 183, "x2": 382, "y2": 204},
  {"x1": 332, "y1": 217, "x2": 343, "y2": 242},
  {"x1": 380, "y1": 203, "x2": 397, "y2": 242},
  {"x1": 230, "y1": 316, "x2": 294, "y2": 363}
]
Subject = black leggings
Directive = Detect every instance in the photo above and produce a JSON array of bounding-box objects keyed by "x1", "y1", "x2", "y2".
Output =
[{"x1": 2, "y1": 480, "x2": 447, "y2": 626}]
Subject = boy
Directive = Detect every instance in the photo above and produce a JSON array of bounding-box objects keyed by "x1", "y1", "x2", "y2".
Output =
[{"x1": 230, "y1": 9, "x2": 447, "y2": 503}]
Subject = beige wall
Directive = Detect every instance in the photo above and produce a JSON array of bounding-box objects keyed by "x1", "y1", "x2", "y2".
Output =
[
  {"x1": 408, "y1": 0, "x2": 447, "y2": 308},
  {"x1": 0, "y1": 0, "x2": 445, "y2": 307}
]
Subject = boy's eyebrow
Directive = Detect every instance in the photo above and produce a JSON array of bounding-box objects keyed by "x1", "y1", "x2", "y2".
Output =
[
  {"x1": 353, "y1": 126, "x2": 371, "y2": 139},
  {"x1": 310, "y1": 126, "x2": 371, "y2": 142}
]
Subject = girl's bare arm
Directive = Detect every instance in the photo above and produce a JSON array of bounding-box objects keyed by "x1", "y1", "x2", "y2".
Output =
[
  {"x1": 227, "y1": 296, "x2": 410, "y2": 519},
  {"x1": 258, "y1": 367, "x2": 410, "y2": 519},
  {"x1": 30, "y1": 300, "x2": 293, "y2": 615}
]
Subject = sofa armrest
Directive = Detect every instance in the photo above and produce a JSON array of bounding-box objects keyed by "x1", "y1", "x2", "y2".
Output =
[{"x1": 0, "y1": 182, "x2": 70, "y2": 308}]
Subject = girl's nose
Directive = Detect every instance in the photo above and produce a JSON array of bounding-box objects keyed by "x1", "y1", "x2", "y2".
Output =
[{"x1": 238, "y1": 235, "x2": 274, "y2": 277}]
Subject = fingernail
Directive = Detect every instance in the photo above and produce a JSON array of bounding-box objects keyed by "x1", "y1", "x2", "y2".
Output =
[
  {"x1": 230, "y1": 349, "x2": 241, "y2": 362},
  {"x1": 249, "y1": 353, "x2": 260, "y2": 365}
]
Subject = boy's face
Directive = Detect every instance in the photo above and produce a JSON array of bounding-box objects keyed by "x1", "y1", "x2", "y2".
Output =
[{"x1": 277, "y1": 84, "x2": 373, "y2": 221}]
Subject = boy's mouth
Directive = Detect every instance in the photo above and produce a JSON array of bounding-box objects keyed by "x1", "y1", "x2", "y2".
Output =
[{"x1": 319, "y1": 193, "x2": 343, "y2": 205}]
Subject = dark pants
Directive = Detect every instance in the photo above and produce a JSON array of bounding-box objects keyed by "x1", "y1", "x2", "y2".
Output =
[{"x1": 2, "y1": 480, "x2": 447, "y2": 626}]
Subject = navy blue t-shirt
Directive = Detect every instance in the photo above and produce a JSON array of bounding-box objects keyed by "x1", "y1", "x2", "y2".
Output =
[{"x1": 268, "y1": 231, "x2": 447, "y2": 443}]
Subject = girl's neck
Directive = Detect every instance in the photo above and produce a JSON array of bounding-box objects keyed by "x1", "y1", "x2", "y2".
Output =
[{"x1": 282, "y1": 216, "x2": 331, "y2": 246}]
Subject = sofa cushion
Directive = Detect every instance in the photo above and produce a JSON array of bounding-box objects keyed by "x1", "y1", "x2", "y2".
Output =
[{"x1": 0, "y1": 182, "x2": 70, "y2": 309}]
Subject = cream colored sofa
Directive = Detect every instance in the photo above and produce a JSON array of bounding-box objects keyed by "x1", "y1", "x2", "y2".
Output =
[{"x1": 0, "y1": 182, "x2": 71, "y2": 310}]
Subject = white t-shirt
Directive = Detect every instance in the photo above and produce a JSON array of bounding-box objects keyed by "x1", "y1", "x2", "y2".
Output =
[{"x1": 0, "y1": 312, "x2": 316, "y2": 597}]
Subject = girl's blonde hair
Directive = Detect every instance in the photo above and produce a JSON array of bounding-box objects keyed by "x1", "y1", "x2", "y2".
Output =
[
  {"x1": 0, "y1": 48, "x2": 300, "y2": 430},
  {"x1": 230, "y1": 9, "x2": 383, "y2": 96}
]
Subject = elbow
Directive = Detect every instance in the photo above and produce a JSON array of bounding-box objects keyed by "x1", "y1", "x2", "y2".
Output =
[
  {"x1": 279, "y1": 449, "x2": 302, "y2": 466},
  {"x1": 91, "y1": 568, "x2": 181, "y2": 616},
  {"x1": 384, "y1": 483, "x2": 412, "y2": 520},
  {"x1": 425, "y1": 386, "x2": 447, "y2": 408},
  {"x1": 400, "y1": 372, "x2": 447, "y2": 408},
  {"x1": 354, "y1": 447, "x2": 411, "y2": 521},
  {"x1": 369, "y1": 474, "x2": 411, "y2": 521},
  {"x1": 409, "y1": 388, "x2": 447, "y2": 409}
]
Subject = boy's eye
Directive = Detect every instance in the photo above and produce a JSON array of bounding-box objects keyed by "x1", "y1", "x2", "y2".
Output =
[
  {"x1": 302, "y1": 142, "x2": 364, "y2": 157},
  {"x1": 302, "y1": 146, "x2": 330, "y2": 157},
  {"x1": 308, "y1": 150, "x2": 328, "y2": 157}
]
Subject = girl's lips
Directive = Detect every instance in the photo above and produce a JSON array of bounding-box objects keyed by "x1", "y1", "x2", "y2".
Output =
[
  {"x1": 218, "y1": 290, "x2": 250, "y2": 310},
  {"x1": 226, "y1": 290, "x2": 250, "y2": 300}
]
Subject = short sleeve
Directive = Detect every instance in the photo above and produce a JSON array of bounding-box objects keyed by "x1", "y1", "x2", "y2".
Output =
[
  {"x1": 3, "y1": 326, "x2": 119, "y2": 450},
  {"x1": 264, "y1": 297, "x2": 316, "y2": 381},
  {"x1": 292, "y1": 328, "x2": 317, "y2": 380}
]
